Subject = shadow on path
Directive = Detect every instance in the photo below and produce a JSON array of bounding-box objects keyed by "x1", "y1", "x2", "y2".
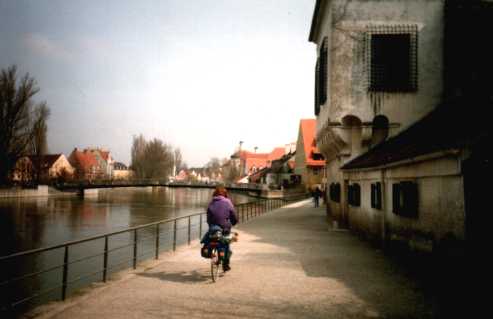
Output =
[
  {"x1": 137, "y1": 270, "x2": 210, "y2": 283},
  {"x1": 240, "y1": 204, "x2": 438, "y2": 318}
]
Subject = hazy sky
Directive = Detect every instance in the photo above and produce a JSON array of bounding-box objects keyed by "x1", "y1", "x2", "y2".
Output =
[{"x1": 0, "y1": 0, "x2": 316, "y2": 167}]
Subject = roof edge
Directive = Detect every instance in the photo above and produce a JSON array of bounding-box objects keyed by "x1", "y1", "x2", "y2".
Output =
[
  {"x1": 341, "y1": 149, "x2": 460, "y2": 171},
  {"x1": 308, "y1": 0, "x2": 322, "y2": 42}
]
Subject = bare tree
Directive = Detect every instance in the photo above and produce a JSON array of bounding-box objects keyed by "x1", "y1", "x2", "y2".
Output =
[
  {"x1": 30, "y1": 104, "x2": 50, "y2": 156},
  {"x1": 144, "y1": 138, "x2": 173, "y2": 179},
  {"x1": 130, "y1": 134, "x2": 147, "y2": 178},
  {"x1": 0, "y1": 65, "x2": 50, "y2": 185},
  {"x1": 173, "y1": 148, "x2": 183, "y2": 174},
  {"x1": 30, "y1": 103, "x2": 50, "y2": 182},
  {"x1": 130, "y1": 134, "x2": 176, "y2": 180}
]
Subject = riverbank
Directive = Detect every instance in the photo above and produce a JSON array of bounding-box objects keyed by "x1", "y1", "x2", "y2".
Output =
[{"x1": 0, "y1": 185, "x2": 79, "y2": 199}]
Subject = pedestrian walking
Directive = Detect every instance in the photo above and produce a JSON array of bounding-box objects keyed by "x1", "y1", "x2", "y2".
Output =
[{"x1": 312, "y1": 186, "x2": 321, "y2": 207}]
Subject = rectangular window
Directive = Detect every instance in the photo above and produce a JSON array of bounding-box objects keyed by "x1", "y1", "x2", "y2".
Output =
[
  {"x1": 367, "y1": 25, "x2": 418, "y2": 92},
  {"x1": 319, "y1": 38, "x2": 328, "y2": 105},
  {"x1": 392, "y1": 181, "x2": 418, "y2": 218},
  {"x1": 329, "y1": 183, "x2": 341, "y2": 203},
  {"x1": 315, "y1": 37, "x2": 328, "y2": 114},
  {"x1": 371, "y1": 182, "x2": 382, "y2": 210},
  {"x1": 348, "y1": 183, "x2": 361, "y2": 207},
  {"x1": 314, "y1": 58, "x2": 320, "y2": 116}
]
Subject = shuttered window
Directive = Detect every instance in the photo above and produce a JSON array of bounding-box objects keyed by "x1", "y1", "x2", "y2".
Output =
[
  {"x1": 329, "y1": 183, "x2": 341, "y2": 203},
  {"x1": 319, "y1": 38, "x2": 328, "y2": 105},
  {"x1": 348, "y1": 183, "x2": 361, "y2": 207},
  {"x1": 392, "y1": 181, "x2": 418, "y2": 218},
  {"x1": 315, "y1": 37, "x2": 328, "y2": 115},
  {"x1": 314, "y1": 58, "x2": 320, "y2": 116},
  {"x1": 371, "y1": 182, "x2": 382, "y2": 210}
]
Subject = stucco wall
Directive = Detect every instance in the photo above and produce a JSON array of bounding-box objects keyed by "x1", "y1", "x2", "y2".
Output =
[
  {"x1": 341, "y1": 155, "x2": 465, "y2": 251},
  {"x1": 314, "y1": 0, "x2": 445, "y2": 162}
]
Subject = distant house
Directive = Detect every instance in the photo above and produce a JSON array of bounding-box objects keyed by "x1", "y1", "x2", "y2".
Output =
[
  {"x1": 113, "y1": 162, "x2": 133, "y2": 180},
  {"x1": 230, "y1": 145, "x2": 294, "y2": 180},
  {"x1": 294, "y1": 119, "x2": 326, "y2": 190},
  {"x1": 85, "y1": 148, "x2": 114, "y2": 178},
  {"x1": 174, "y1": 169, "x2": 189, "y2": 181},
  {"x1": 68, "y1": 148, "x2": 115, "y2": 181},
  {"x1": 12, "y1": 154, "x2": 74, "y2": 183},
  {"x1": 68, "y1": 148, "x2": 102, "y2": 181},
  {"x1": 11, "y1": 157, "x2": 33, "y2": 183},
  {"x1": 29, "y1": 154, "x2": 74, "y2": 182},
  {"x1": 249, "y1": 151, "x2": 297, "y2": 189}
]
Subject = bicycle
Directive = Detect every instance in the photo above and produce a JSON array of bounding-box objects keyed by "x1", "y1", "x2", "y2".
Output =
[
  {"x1": 202, "y1": 230, "x2": 238, "y2": 282},
  {"x1": 209, "y1": 240, "x2": 223, "y2": 282}
]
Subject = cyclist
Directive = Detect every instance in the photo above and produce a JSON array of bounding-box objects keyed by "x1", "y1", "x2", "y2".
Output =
[{"x1": 206, "y1": 185, "x2": 238, "y2": 272}]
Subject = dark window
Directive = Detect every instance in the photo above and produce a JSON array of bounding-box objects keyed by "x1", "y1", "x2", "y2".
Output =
[
  {"x1": 370, "y1": 34, "x2": 416, "y2": 92},
  {"x1": 319, "y1": 38, "x2": 328, "y2": 105},
  {"x1": 330, "y1": 183, "x2": 341, "y2": 203},
  {"x1": 312, "y1": 152, "x2": 324, "y2": 161},
  {"x1": 315, "y1": 37, "x2": 328, "y2": 115},
  {"x1": 371, "y1": 182, "x2": 382, "y2": 209},
  {"x1": 348, "y1": 183, "x2": 361, "y2": 207},
  {"x1": 314, "y1": 58, "x2": 320, "y2": 116},
  {"x1": 392, "y1": 181, "x2": 418, "y2": 218}
]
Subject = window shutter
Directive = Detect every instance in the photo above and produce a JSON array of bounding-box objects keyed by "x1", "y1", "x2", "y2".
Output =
[
  {"x1": 354, "y1": 184, "x2": 361, "y2": 206},
  {"x1": 392, "y1": 183, "x2": 401, "y2": 214},
  {"x1": 375, "y1": 182, "x2": 382, "y2": 210},
  {"x1": 315, "y1": 58, "x2": 320, "y2": 116},
  {"x1": 320, "y1": 38, "x2": 328, "y2": 105},
  {"x1": 371, "y1": 184, "x2": 376, "y2": 208}
]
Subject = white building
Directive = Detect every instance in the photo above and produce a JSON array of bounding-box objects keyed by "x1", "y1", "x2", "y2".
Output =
[{"x1": 309, "y1": 0, "x2": 491, "y2": 254}]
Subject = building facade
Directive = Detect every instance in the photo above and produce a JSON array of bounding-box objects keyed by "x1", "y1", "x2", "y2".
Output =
[
  {"x1": 294, "y1": 119, "x2": 326, "y2": 190},
  {"x1": 309, "y1": 0, "x2": 491, "y2": 253}
]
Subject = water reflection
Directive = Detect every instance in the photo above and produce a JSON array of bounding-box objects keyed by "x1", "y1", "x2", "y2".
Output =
[
  {"x1": 0, "y1": 187, "x2": 254, "y2": 314},
  {"x1": 0, "y1": 187, "x2": 252, "y2": 256}
]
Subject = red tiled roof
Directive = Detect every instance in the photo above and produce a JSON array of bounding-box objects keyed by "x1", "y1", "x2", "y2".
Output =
[
  {"x1": 300, "y1": 119, "x2": 325, "y2": 167},
  {"x1": 267, "y1": 147, "x2": 285, "y2": 162},
  {"x1": 70, "y1": 149, "x2": 98, "y2": 171},
  {"x1": 239, "y1": 147, "x2": 287, "y2": 173}
]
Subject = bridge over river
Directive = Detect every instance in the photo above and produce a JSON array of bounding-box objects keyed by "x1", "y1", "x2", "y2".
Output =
[
  {"x1": 16, "y1": 199, "x2": 473, "y2": 319},
  {"x1": 55, "y1": 180, "x2": 264, "y2": 197}
]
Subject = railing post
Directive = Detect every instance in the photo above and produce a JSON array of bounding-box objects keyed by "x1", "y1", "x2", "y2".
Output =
[
  {"x1": 199, "y1": 214, "x2": 203, "y2": 238},
  {"x1": 133, "y1": 229, "x2": 138, "y2": 269},
  {"x1": 155, "y1": 224, "x2": 160, "y2": 260},
  {"x1": 173, "y1": 220, "x2": 177, "y2": 251},
  {"x1": 188, "y1": 216, "x2": 191, "y2": 245},
  {"x1": 62, "y1": 246, "x2": 69, "y2": 300},
  {"x1": 103, "y1": 236, "x2": 109, "y2": 282}
]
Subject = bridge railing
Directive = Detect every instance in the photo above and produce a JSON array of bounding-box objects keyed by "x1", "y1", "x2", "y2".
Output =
[
  {"x1": 57, "y1": 180, "x2": 264, "y2": 191},
  {"x1": 0, "y1": 197, "x2": 301, "y2": 316}
]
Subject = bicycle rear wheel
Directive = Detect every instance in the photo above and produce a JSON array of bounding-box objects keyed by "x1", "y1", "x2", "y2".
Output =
[{"x1": 210, "y1": 248, "x2": 220, "y2": 282}]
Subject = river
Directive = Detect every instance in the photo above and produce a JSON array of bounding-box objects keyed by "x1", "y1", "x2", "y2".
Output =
[{"x1": 0, "y1": 187, "x2": 256, "y2": 312}]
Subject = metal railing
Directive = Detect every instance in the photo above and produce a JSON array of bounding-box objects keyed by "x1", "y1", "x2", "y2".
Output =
[{"x1": 0, "y1": 197, "x2": 298, "y2": 315}]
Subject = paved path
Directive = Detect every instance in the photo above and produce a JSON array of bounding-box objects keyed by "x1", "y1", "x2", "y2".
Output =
[{"x1": 29, "y1": 199, "x2": 438, "y2": 319}]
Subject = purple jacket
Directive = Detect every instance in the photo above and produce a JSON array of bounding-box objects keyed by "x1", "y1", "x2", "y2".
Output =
[{"x1": 207, "y1": 195, "x2": 238, "y2": 233}]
